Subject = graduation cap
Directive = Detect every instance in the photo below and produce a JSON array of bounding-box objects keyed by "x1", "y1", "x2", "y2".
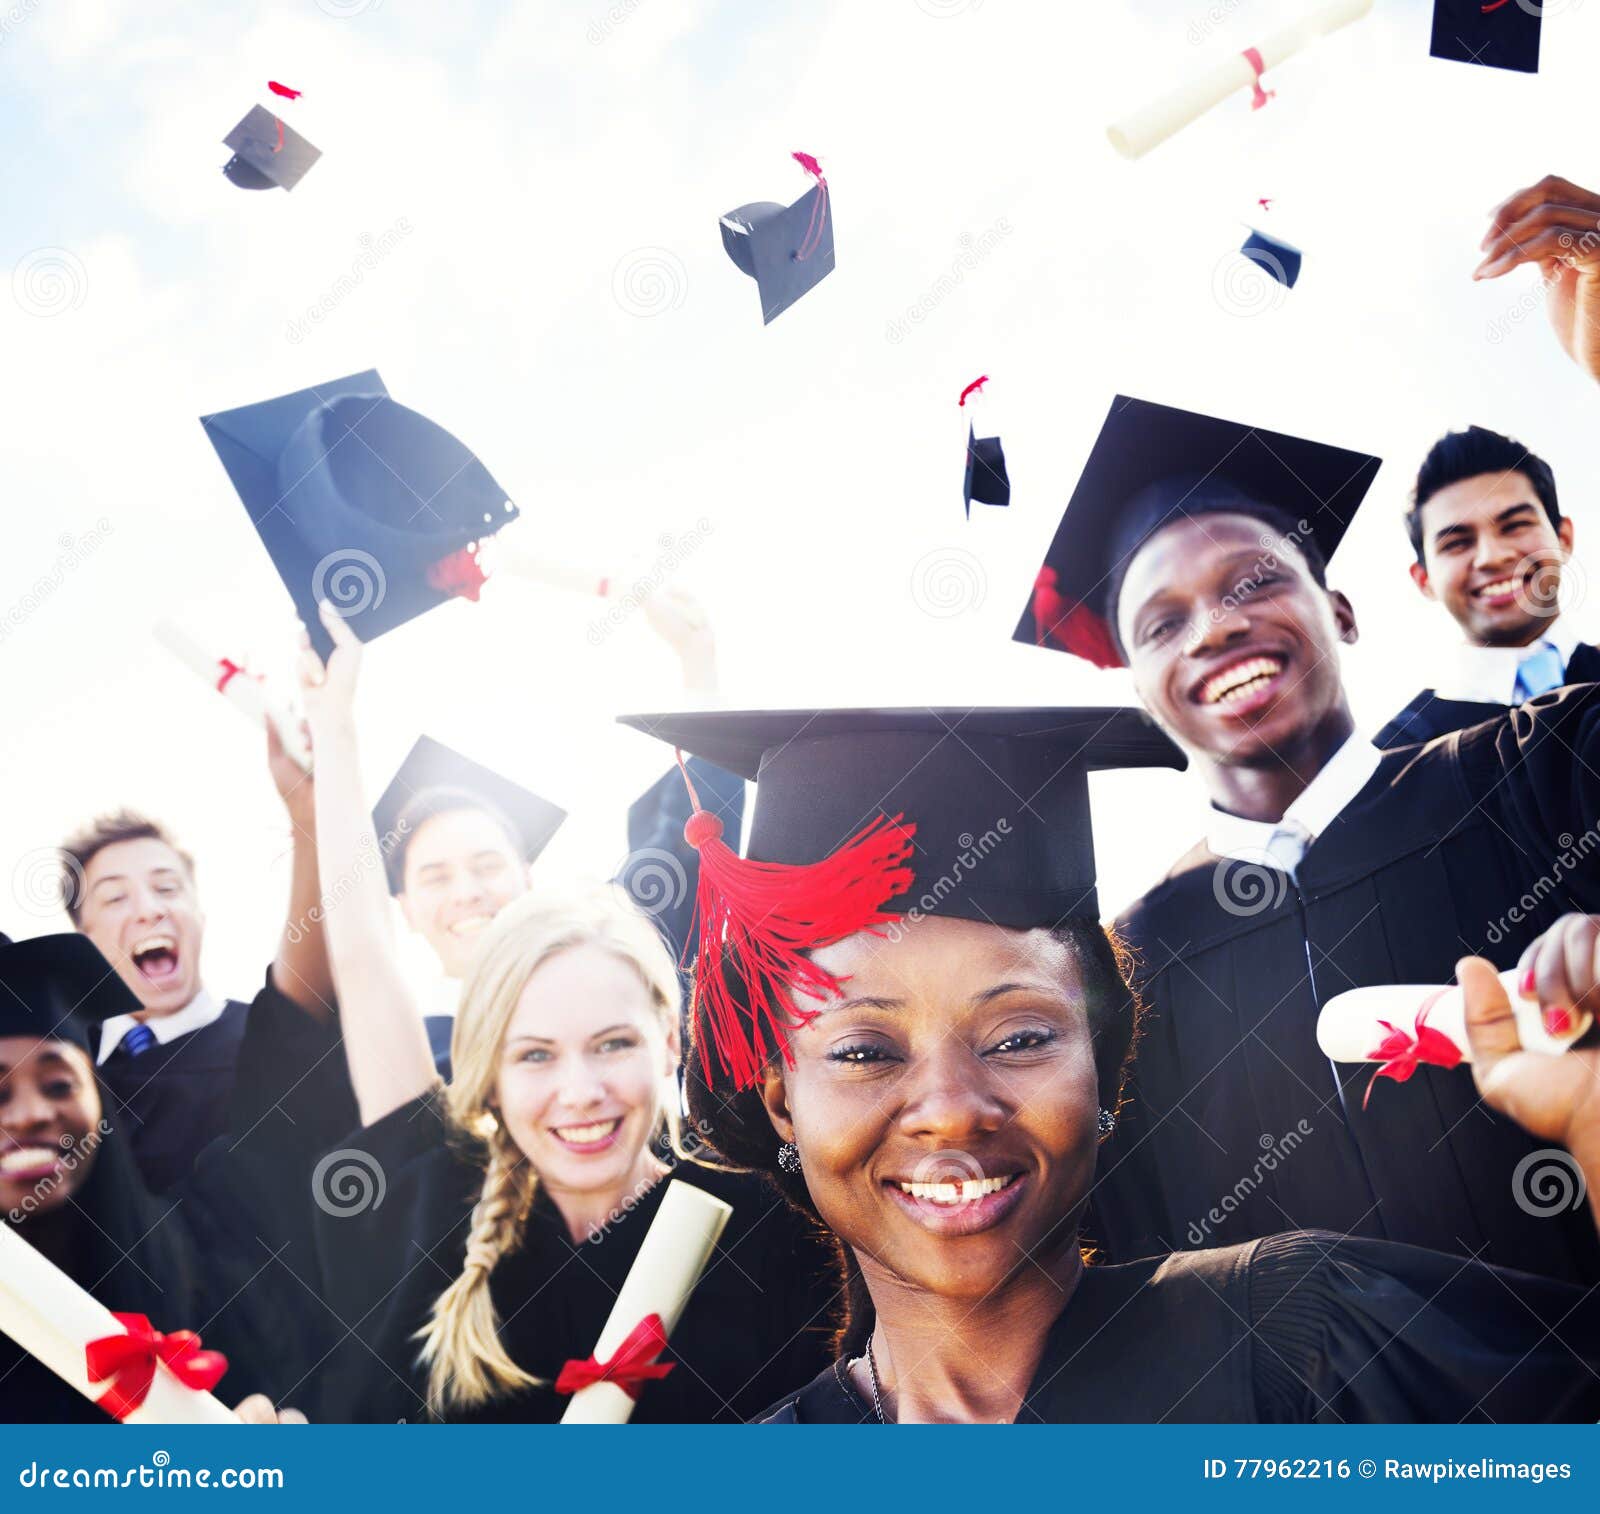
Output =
[
  {"x1": 959, "y1": 376, "x2": 1010, "y2": 518},
  {"x1": 222, "y1": 104, "x2": 321, "y2": 192},
  {"x1": 616, "y1": 706, "x2": 1184, "y2": 1088},
  {"x1": 0, "y1": 933, "x2": 141, "y2": 1054},
  {"x1": 1012, "y1": 395, "x2": 1382, "y2": 669},
  {"x1": 1431, "y1": 0, "x2": 1541, "y2": 74},
  {"x1": 371, "y1": 735, "x2": 567, "y2": 895},
  {"x1": 719, "y1": 153, "x2": 835, "y2": 324},
  {"x1": 200, "y1": 370, "x2": 519, "y2": 659},
  {"x1": 1240, "y1": 227, "x2": 1301, "y2": 289}
]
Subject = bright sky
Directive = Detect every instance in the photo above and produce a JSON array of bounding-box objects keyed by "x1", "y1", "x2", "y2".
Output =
[{"x1": 2, "y1": 0, "x2": 1598, "y2": 996}]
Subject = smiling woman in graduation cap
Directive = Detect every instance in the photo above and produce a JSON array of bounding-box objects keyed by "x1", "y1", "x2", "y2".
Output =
[{"x1": 621, "y1": 706, "x2": 1600, "y2": 1424}]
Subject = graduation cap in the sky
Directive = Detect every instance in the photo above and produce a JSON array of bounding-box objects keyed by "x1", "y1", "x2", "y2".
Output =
[
  {"x1": 370, "y1": 735, "x2": 567, "y2": 895},
  {"x1": 1239, "y1": 227, "x2": 1301, "y2": 289},
  {"x1": 1013, "y1": 395, "x2": 1382, "y2": 669},
  {"x1": 222, "y1": 104, "x2": 321, "y2": 192},
  {"x1": 1430, "y1": 0, "x2": 1541, "y2": 73},
  {"x1": 719, "y1": 152, "x2": 835, "y2": 324},
  {"x1": 0, "y1": 933, "x2": 141, "y2": 1054},
  {"x1": 618, "y1": 706, "x2": 1184, "y2": 1088},
  {"x1": 200, "y1": 370, "x2": 519, "y2": 658},
  {"x1": 959, "y1": 376, "x2": 1010, "y2": 518}
]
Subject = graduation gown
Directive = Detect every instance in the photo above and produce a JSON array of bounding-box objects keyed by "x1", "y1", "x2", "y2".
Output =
[
  {"x1": 1375, "y1": 642, "x2": 1600, "y2": 749},
  {"x1": 1095, "y1": 685, "x2": 1600, "y2": 1285},
  {"x1": 93, "y1": 996, "x2": 252, "y2": 1194},
  {"x1": 0, "y1": 980, "x2": 357, "y2": 1423},
  {"x1": 760, "y1": 1230, "x2": 1600, "y2": 1423},
  {"x1": 312, "y1": 1094, "x2": 837, "y2": 1424}
]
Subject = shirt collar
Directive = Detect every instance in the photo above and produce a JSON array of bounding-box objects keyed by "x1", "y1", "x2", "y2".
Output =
[
  {"x1": 1207, "y1": 732, "x2": 1385, "y2": 863},
  {"x1": 96, "y1": 988, "x2": 222, "y2": 1065},
  {"x1": 1432, "y1": 615, "x2": 1583, "y2": 705}
]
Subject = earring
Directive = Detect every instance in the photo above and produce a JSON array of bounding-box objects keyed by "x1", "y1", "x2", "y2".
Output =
[
  {"x1": 777, "y1": 1141, "x2": 802, "y2": 1175},
  {"x1": 1097, "y1": 1107, "x2": 1116, "y2": 1138}
]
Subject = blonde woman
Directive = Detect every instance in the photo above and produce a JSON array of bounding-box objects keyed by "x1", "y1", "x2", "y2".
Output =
[{"x1": 298, "y1": 604, "x2": 835, "y2": 1423}]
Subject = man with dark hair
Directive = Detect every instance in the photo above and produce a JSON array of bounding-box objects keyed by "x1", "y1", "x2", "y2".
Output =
[
  {"x1": 60, "y1": 727, "x2": 332, "y2": 1191},
  {"x1": 1376, "y1": 424, "x2": 1593, "y2": 747}
]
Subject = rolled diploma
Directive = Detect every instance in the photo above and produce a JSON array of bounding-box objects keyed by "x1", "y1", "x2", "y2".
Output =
[
  {"x1": 1318, "y1": 971, "x2": 1593, "y2": 1064},
  {"x1": 0, "y1": 1223, "x2": 236, "y2": 1424},
  {"x1": 560, "y1": 1179, "x2": 732, "y2": 1424},
  {"x1": 1107, "y1": 0, "x2": 1374, "y2": 160},
  {"x1": 486, "y1": 528, "x2": 613, "y2": 599},
  {"x1": 153, "y1": 621, "x2": 312, "y2": 773}
]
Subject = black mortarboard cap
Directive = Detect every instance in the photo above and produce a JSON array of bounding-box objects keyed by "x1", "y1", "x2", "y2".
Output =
[
  {"x1": 964, "y1": 428, "x2": 1011, "y2": 517},
  {"x1": 618, "y1": 707, "x2": 1183, "y2": 927},
  {"x1": 222, "y1": 104, "x2": 321, "y2": 192},
  {"x1": 719, "y1": 156, "x2": 835, "y2": 324},
  {"x1": 0, "y1": 933, "x2": 142, "y2": 1053},
  {"x1": 200, "y1": 370, "x2": 519, "y2": 658},
  {"x1": 1012, "y1": 395, "x2": 1382, "y2": 668},
  {"x1": 371, "y1": 735, "x2": 567, "y2": 895},
  {"x1": 1240, "y1": 228, "x2": 1301, "y2": 289},
  {"x1": 1431, "y1": 0, "x2": 1540, "y2": 73}
]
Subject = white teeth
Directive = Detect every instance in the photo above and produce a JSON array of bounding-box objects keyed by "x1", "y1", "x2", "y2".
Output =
[
  {"x1": 1201, "y1": 656, "x2": 1284, "y2": 705},
  {"x1": 448, "y1": 917, "x2": 494, "y2": 938},
  {"x1": 0, "y1": 1147, "x2": 57, "y2": 1174},
  {"x1": 896, "y1": 1174, "x2": 1016, "y2": 1205},
  {"x1": 553, "y1": 1119, "x2": 620, "y2": 1144},
  {"x1": 1476, "y1": 579, "x2": 1517, "y2": 598},
  {"x1": 130, "y1": 934, "x2": 175, "y2": 956}
]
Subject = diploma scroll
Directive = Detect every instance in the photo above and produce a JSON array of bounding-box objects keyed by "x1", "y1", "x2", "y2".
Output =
[
  {"x1": 1107, "y1": 0, "x2": 1374, "y2": 161},
  {"x1": 559, "y1": 1179, "x2": 732, "y2": 1424},
  {"x1": 0, "y1": 1223, "x2": 236, "y2": 1424},
  {"x1": 153, "y1": 621, "x2": 313, "y2": 773}
]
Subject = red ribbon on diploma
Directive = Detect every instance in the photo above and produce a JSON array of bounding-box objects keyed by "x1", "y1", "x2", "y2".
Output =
[
  {"x1": 85, "y1": 1314, "x2": 228, "y2": 1422},
  {"x1": 1362, "y1": 993, "x2": 1462, "y2": 1109},
  {"x1": 553, "y1": 1313, "x2": 675, "y2": 1401},
  {"x1": 215, "y1": 657, "x2": 247, "y2": 693},
  {"x1": 426, "y1": 545, "x2": 490, "y2": 602},
  {"x1": 1240, "y1": 47, "x2": 1275, "y2": 111}
]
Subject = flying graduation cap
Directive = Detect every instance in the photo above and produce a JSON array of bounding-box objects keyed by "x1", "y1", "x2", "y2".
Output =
[
  {"x1": 1430, "y1": 0, "x2": 1541, "y2": 74},
  {"x1": 0, "y1": 933, "x2": 142, "y2": 1055},
  {"x1": 719, "y1": 152, "x2": 835, "y2": 324},
  {"x1": 222, "y1": 104, "x2": 321, "y2": 192},
  {"x1": 617, "y1": 706, "x2": 1184, "y2": 1089},
  {"x1": 1013, "y1": 396, "x2": 1382, "y2": 669},
  {"x1": 370, "y1": 735, "x2": 568, "y2": 895},
  {"x1": 200, "y1": 370, "x2": 519, "y2": 658},
  {"x1": 960, "y1": 376, "x2": 1010, "y2": 518},
  {"x1": 1239, "y1": 227, "x2": 1302, "y2": 289}
]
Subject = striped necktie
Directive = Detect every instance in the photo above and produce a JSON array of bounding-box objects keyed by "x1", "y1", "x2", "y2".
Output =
[
  {"x1": 117, "y1": 1022, "x2": 157, "y2": 1057},
  {"x1": 1512, "y1": 642, "x2": 1566, "y2": 702}
]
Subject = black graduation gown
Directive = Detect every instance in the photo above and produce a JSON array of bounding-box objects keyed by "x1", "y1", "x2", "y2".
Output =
[
  {"x1": 0, "y1": 979, "x2": 358, "y2": 1423},
  {"x1": 93, "y1": 995, "x2": 252, "y2": 1194},
  {"x1": 1374, "y1": 642, "x2": 1600, "y2": 749},
  {"x1": 312, "y1": 1093, "x2": 838, "y2": 1424},
  {"x1": 1095, "y1": 685, "x2": 1600, "y2": 1285},
  {"x1": 760, "y1": 1230, "x2": 1600, "y2": 1423}
]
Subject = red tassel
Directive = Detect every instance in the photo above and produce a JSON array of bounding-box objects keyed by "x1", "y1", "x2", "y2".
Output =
[
  {"x1": 273, "y1": 117, "x2": 285, "y2": 154},
  {"x1": 791, "y1": 151, "x2": 824, "y2": 182},
  {"x1": 1481, "y1": 0, "x2": 1513, "y2": 10},
  {"x1": 268, "y1": 81, "x2": 302, "y2": 100},
  {"x1": 1032, "y1": 568, "x2": 1122, "y2": 670},
  {"x1": 426, "y1": 544, "x2": 490, "y2": 602},
  {"x1": 958, "y1": 376, "x2": 989, "y2": 408},
  {"x1": 791, "y1": 151, "x2": 829, "y2": 263},
  {"x1": 1241, "y1": 47, "x2": 1275, "y2": 111},
  {"x1": 676, "y1": 755, "x2": 915, "y2": 1091}
]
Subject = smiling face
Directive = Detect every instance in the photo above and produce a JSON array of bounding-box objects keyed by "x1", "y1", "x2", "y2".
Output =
[
  {"x1": 493, "y1": 941, "x2": 677, "y2": 1205},
  {"x1": 1411, "y1": 471, "x2": 1573, "y2": 647},
  {"x1": 0, "y1": 1037, "x2": 101, "y2": 1218},
  {"x1": 759, "y1": 917, "x2": 1099, "y2": 1303},
  {"x1": 398, "y1": 808, "x2": 532, "y2": 979},
  {"x1": 1116, "y1": 512, "x2": 1357, "y2": 767},
  {"x1": 75, "y1": 838, "x2": 204, "y2": 1017}
]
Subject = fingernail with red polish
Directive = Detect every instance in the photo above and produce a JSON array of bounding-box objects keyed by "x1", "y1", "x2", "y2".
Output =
[
  {"x1": 1543, "y1": 1006, "x2": 1574, "y2": 1037},
  {"x1": 1520, "y1": 965, "x2": 1537, "y2": 997}
]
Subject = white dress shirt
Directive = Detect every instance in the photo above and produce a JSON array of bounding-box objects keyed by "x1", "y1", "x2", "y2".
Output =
[
  {"x1": 96, "y1": 987, "x2": 224, "y2": 1064},
  {"x1": 1432, "y1": 615, "x2": 1584, "y2": 706}
]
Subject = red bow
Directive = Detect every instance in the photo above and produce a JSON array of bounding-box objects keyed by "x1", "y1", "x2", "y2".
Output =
[
  {"x1": 1241, "y1": 46, "x2": 1275, "y2": 111},
  {"x1": 426, "y1": 544, "x2": 490, "y2": 602},
  {"x1": 553, "y1": 1313, "x2": 675, "y2": 1402},
  {"x1": 85, "y1": 1314, "x2": 228, "y2": 1422},
  {"x1": 268, "y1": 80, "x2": 302, "y2": 100},
  {"x1": 1361, "y1": 996, "x2": 1462, "y2": 1109}
]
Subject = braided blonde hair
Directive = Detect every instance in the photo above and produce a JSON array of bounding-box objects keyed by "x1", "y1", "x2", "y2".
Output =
[{"x1": 413, "y1": 883, "x2": 682, "y2": 1416}]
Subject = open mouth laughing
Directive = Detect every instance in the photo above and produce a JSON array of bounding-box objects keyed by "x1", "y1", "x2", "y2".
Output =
[
  {"x1": 129, "y1": 933, "x2": 181, "y2": 987},
  {"x1": 1193, "y1": 653, "x2": 1287, "y2": 714}
]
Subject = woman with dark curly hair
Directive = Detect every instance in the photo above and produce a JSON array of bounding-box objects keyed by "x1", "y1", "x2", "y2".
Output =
[{"x1": 625, "y1": 705, "x2": 1600, "y2": 1424}]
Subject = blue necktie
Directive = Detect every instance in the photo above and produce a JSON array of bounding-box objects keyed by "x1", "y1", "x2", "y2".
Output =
[
  {"x1": 118, "y1": 1022, "x2": 157, "y2": 1057},
  {"x1": 1513, "y1": 643, "x2": 1566, "y2": 702}
]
